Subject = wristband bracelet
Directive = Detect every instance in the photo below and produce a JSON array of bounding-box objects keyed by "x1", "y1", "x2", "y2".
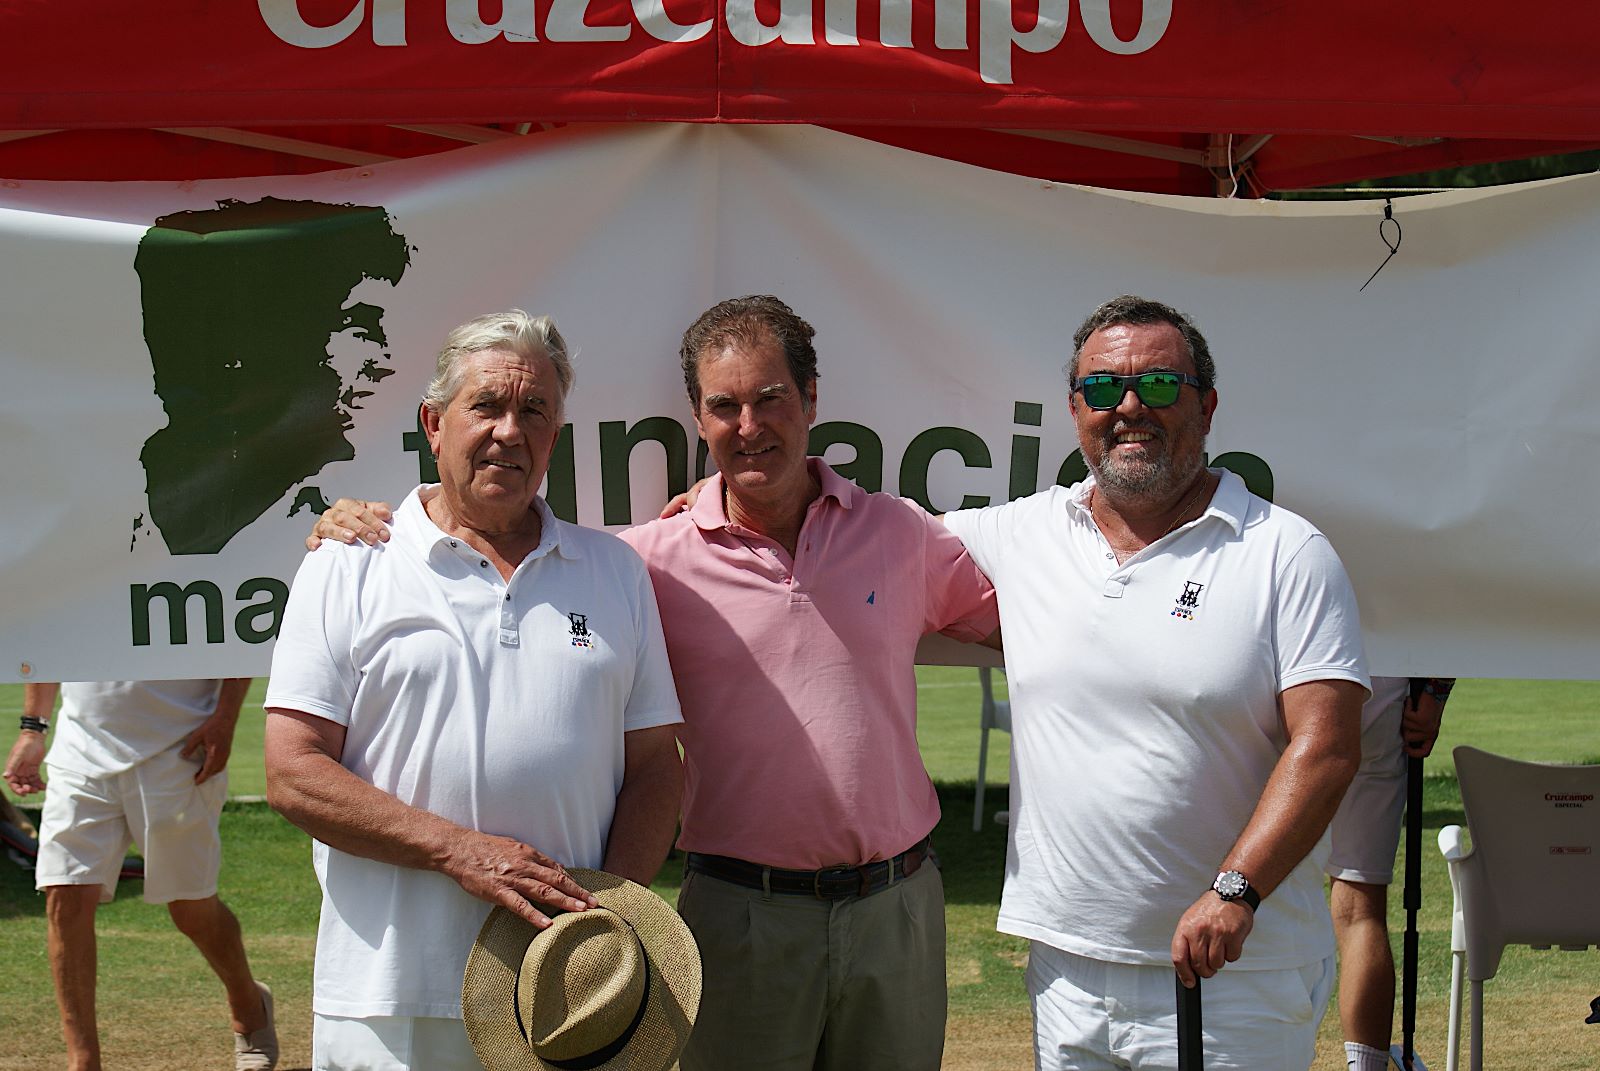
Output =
[{"x1": 20, "y1": 715, "x2": 48, "y2": 734}]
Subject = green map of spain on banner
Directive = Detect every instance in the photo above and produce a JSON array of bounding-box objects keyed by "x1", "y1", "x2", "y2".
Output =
[{"x1": 135, "y1": 198, "x2": 410, "y2": 554}]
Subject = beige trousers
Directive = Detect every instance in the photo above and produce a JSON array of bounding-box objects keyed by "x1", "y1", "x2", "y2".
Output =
[{"x1": 677, "y1": 858, "x2": 946, "y2": 1071}]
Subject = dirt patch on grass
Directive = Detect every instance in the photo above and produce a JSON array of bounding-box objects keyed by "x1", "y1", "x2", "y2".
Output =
[
  {"x1": 945, "y1": 1007, "x2": 1034, "y2": 1069},
  {"x1": 1310, "y1": 978, "x2": 1600, "y2": 1071},
  {"x1": 948, "y1": 955, "x2": 985, "y2": 988}
]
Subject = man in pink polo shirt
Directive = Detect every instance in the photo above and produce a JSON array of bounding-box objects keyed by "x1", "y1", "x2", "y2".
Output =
[
  {"x1": 621, "y1": 295, "x2": 998, "y2": 1071},
  {"x1": 311, "y1": 296, "x2": 998, "y2": 1070}
]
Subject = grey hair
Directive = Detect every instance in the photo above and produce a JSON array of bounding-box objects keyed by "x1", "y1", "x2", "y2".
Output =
[
  {"x1": 1067, "y1": 296, "x2": 1216, "y2": 392},
  {"x1": 423, "y1": 309, "x2": 574, "y2": 416}
]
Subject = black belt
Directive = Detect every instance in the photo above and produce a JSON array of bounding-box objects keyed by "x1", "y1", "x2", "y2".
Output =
[{"x1": 685, "y1": 838, "x2": 931, "y2": 900}]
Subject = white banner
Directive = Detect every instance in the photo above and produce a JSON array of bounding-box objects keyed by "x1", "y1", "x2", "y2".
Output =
[{"x1": 2, "y1": 124, "x2": 1597, "y2": 682}]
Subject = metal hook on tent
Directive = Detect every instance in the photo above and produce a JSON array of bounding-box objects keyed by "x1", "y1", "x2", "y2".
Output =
[{"x1": 1359, "y1": 198, "x2": 1403, "y2": 292}]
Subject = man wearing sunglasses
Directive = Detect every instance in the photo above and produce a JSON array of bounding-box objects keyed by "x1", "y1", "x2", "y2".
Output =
[{"x1": 943, "y1": 295, "x2": 1368, "y2": 1070}]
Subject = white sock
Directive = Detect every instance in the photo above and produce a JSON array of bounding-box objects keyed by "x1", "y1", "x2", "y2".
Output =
[{"x1": 1344, "y1": 1041, "x2": 1390, "y2": 1071}]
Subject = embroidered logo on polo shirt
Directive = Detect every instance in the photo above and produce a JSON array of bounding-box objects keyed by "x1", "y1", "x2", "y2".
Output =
[
  {"x1": 567, "y1": 612, "x2": 593, "y2": 648},
  {"x1": 867, "y1": 591, "x2": 876, "y2": 605},
  {"x1": 1171, "y1": 581, "x2": 1204, "y2": 621}
]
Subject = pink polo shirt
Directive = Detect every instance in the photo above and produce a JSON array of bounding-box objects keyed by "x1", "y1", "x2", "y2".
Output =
[{"x1": 620, "y1": 459, "x2": 998, "y2": 869}]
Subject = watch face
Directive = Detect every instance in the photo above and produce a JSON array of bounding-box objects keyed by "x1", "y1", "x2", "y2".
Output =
[{"x1": 1214, "y1": 871, "x2": 1248, "y2": 899}]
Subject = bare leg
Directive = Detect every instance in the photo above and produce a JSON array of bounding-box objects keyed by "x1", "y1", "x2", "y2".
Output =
[
  {"x1": 167, "y1": 895, "x2": 268, "y2": 1034},
  {"x1": 46, "y1": 884, "x2": 104, "y2": 1071},
  {"x1": 1330, "y1": 878, "x2": 1394, "y2": 1049}
]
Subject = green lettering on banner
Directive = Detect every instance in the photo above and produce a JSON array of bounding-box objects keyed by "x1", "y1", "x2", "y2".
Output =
[
  {"x1": 1210, "y1": 452, "x2": 1274, "y2": 501},
  {"x1": 545, "y1": 424, "x2": 578, "y2": 523},
  {"x1": 599, "y1": 418, "x2": 689, "y2": 526},
  {"x1": 1010, "y1": 401, "x2": 1044, "y2": 500},
  {"x1": 234, "y1": 578, "x2": 290, "y2": 644},
  {"x1": 810, "y1": 422, "x2": 884, "y2": 492},
  {"x1": 1056, "y1": 449, "x2": 1088, "y2": 488},
  {"x1": 900, "y1": 427, "x2": 992, "y2": 514},
  {"x1": 402, "y1": 409, "x2": 439, "y2": 484},
  {"x1": 694, "y1": 437, "x2": 712, "y2": 482},
  {"x1": 130, "y1": 581, "x2": 225, "y2": 647}
]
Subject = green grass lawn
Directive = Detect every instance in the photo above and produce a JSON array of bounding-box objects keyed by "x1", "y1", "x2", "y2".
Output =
[
  {"x1": 7, "y1": 673, "x2": 1599, "y2": 801},
  {"x1": 4, "y1": 674, "x2": 1598, "y2": 1069},
  {"x1": 1430, "y1": 678, "x2": 1600, "y2": 769}
]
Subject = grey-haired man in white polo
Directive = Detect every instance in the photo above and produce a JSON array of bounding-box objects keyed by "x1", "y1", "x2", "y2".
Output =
[{"x1": 265, "y1": 310, "x2": 684, "y2": 1070}]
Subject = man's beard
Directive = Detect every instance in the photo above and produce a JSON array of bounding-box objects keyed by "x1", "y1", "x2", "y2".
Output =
[{"x1": 1087, "y1": 422, "x2": 1206, "y2": 500}]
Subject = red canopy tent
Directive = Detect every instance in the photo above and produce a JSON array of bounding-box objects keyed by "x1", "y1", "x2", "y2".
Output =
[{"x1": 3, "y1": 2, "x2": 1598, "y2": 191}]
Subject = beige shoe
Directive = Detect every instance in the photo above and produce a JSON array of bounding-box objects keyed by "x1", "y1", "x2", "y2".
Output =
[{"x1": 234, "y1": 981, "x2": 279, "y2": 1071}]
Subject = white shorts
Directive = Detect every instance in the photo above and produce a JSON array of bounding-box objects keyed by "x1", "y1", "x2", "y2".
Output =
[
  {"x1": 312, "y1": 1014, "x2": 479, "y2": 1071},
  {"x1": 1027, "y1": 942, "x2": 1333, "y2": 1071},
  {"x1": 1325, "y1": 693, "x2": 1407, "y2": 885},
  {"x1": 36, "y1": 745, "x2": 226, "y2": 904}
]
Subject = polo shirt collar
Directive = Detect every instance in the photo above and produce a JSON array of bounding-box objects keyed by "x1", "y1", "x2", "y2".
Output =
[
  {"x1": 398, "y1": 485, "x2": 581, "y2": 561},
  {"x1": 1206, "y1": 468, "x2": 1250, "y2": 536},
  {"x1": 1067, "y1": 466, "x2": 1246, "y2": 536},
  {"x1": 812, "y1": 459, "x2": 860, "y2": 509},
  {"x1": 688, "y1": 458, "x2": 857, "y2": 532}
]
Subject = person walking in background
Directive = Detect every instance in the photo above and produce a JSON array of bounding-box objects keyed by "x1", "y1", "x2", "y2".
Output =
[{"x1": 4, "y1": 678, "x2": 276, "y2": 1071}]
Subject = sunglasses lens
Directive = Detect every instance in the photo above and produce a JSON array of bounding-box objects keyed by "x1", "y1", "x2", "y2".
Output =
[
  {"x1": 1135, "y1": 374, "x2": 1183, "y2": 408},
  {"x1": 1079, "y1": 377, "x2": 1124, "y2": 409}
]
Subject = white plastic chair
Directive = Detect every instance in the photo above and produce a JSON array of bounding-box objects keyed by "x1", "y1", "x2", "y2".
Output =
[
  {"x1": 1436, "y1": 746, "x2": 1600, "y2": 1071},
  {"x1": 972, "y1": 667, "x2": 1011, "y2": 831}
]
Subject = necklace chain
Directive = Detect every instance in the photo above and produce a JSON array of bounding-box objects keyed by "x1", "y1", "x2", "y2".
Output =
[
  {"x1": 1159, "y1": 474, "x2": 1212, "y2": 538},
  {"x1": 1091, "y1": 472, "x2": 1212, "y2": 551}
]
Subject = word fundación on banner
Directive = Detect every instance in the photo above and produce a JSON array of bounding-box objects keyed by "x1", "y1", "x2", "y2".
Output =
[
  {"x1": 127, "y1": 400, "x2": 1273, "y2": 653},
  {"x1": 257, "y1": 0, "x2": 1173, "y2": 85}
]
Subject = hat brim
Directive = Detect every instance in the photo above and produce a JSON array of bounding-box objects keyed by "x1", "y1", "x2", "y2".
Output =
[{"x1": 463, "y1": 869, "x2": 701, "y2": 1071}]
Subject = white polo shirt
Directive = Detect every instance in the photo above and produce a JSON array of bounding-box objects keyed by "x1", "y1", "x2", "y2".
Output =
[
  {"x1": 945, "y1": 469, "x2": 1368, "y2": 969},
  {"x1": 46, "y1": 679, "x2": 224, "y2": 776},
  {"x1": 265, "y1": 487, "x2": 682, "y2": 1019}
]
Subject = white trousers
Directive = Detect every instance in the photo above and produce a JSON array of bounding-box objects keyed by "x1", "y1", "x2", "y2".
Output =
[
  {"x1": 1027, "y1": 941, "x2": 1334, "y2": 1070},
  {"x1": 313, "y1": 1014, "x2": 481, "y2": 1070}
]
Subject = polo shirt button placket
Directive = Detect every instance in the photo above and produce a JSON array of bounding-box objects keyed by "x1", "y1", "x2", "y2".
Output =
[
  {"x1": 499, "y1": 579, "x2": 519, "y2": 647},
  {"x1": 1099, "y1": 546, "x2": 1119, "y2": 594}
]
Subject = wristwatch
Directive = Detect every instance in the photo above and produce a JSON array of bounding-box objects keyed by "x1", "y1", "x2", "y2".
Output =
[{"x1": 1211, "y1": 870, "x2": 1260, "y2": 911}]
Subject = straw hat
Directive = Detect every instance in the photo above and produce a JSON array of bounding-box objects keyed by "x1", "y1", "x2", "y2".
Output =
[{"x1": 462, "y1": 869, "x2": 701, "y2": 1071}]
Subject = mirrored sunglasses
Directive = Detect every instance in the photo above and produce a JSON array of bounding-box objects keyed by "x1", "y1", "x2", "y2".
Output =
[{"x1": 1072, "y1": 371, "x2": 1204, "y2": 411}]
